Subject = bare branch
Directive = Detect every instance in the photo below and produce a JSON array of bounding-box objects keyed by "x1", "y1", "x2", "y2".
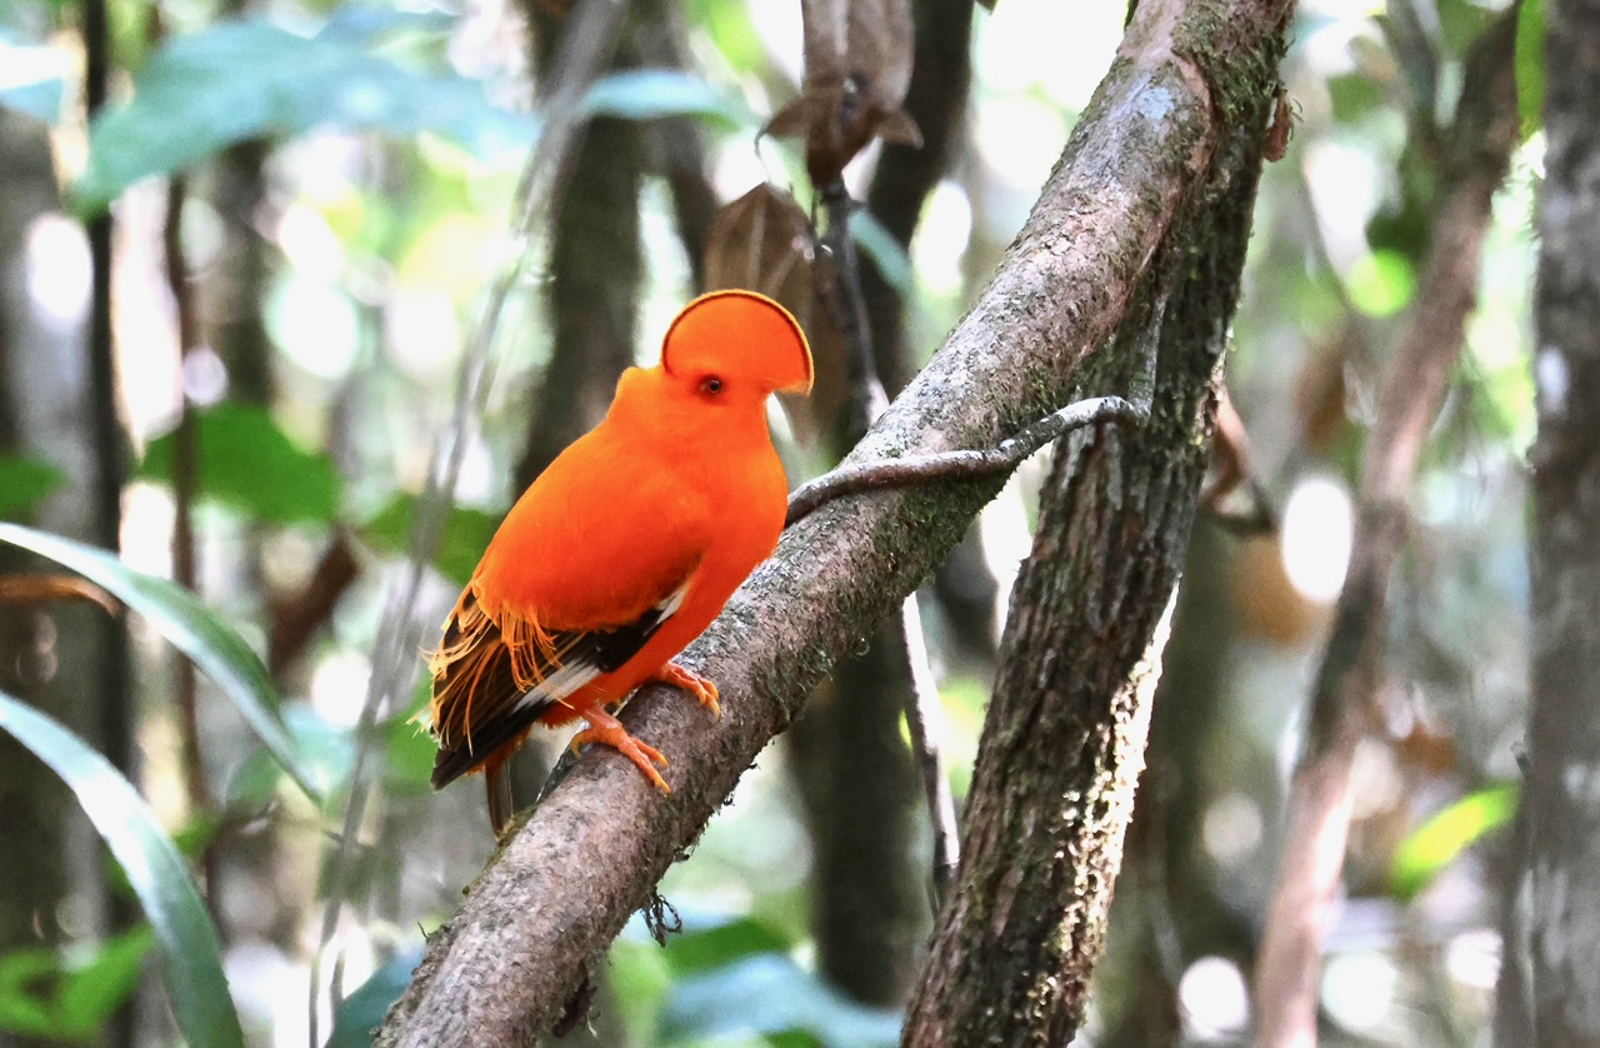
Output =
[
  {"x1": 900, "y1": 593, "x2": 959, "y2": 909},
  {"x1": 786, "y1": 396, "x2": 1145, "y2": 526}
]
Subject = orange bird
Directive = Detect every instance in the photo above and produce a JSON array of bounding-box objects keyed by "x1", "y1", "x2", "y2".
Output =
[{"x1": 423, "y1": 290, "x2": 813, "y2": 836}]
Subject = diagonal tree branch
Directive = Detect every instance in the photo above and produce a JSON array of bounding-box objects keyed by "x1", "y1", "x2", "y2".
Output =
[{"x1": 375, "y1": 1, "x2": 1291, "y2": 1042}]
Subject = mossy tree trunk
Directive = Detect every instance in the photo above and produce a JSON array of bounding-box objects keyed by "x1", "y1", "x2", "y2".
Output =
[{"x1": 899, "y1": 1, "x2": 1289, "y2": 1041}]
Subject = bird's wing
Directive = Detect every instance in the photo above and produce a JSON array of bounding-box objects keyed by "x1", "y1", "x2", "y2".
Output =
[
  {"x1": 425, "y1": 395, "x2": 721, "y2": 786},
  {"x1": 425, "y1": 536, "x2": 706, "y2": 788}
]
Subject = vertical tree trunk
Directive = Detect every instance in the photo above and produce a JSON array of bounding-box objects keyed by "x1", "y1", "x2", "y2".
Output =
[
  {"x1": 1498, "y1": 1, "x2": 1600, "y2": 1044},
  {"x1": 790, "y1": 645, "x2": 924, "y2": 1005},
  {"x1": 513, "y1": 7, "x2": 643, "y2": 492},
  {"x1": 0, "y1": 108, "x2": 125, "y2": 1048},
  {"x1": 900, "y1": 2, "x2": 1288, "y2": 1041},
  {"x1": 0, "y1": 108, "x2": 75, "y2": 1048},
  {"x1": 862, "y1": 0, "x2": 975, "y2": 397}
]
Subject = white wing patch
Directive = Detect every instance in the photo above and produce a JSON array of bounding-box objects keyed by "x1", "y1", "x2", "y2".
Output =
[
  {"x1": 515, "y1": 578, "x2": 693, "y2": 711},
  {"x1": 517, "y1": 661, "x2": 602, "y2": 710}
]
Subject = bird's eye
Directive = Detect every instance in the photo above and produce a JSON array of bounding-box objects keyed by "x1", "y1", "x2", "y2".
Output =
[{"x1": 700, "y1": 376, "x2": 724, "y2": 396}]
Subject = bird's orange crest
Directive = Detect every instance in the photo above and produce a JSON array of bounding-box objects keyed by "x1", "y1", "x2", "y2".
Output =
[{"x1": 662, "y1": 290, "x2": 814, "y2": 395}]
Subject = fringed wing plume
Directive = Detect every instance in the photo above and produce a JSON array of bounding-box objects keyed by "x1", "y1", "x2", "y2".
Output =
[{"x1": 424, "y1": 581, "x2": 692, "y2": 787}]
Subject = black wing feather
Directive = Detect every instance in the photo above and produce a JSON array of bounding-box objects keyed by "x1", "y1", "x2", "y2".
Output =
[{"x1": 429, "y1": 591, "x2": 682, "y2": 787}]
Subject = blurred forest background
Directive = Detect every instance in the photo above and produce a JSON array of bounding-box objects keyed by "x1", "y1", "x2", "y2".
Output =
[{"x1": 0, "y1": 0, "x2": 1555, "y2": 1045}]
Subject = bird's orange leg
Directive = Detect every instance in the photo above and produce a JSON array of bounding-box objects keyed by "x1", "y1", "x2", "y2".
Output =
[
  {"x1": 570, "y1": 705, "x2": 672, "y2": 792},
  {"x1": 650, "y1": 661, "x2": 721, "y2": 719}
]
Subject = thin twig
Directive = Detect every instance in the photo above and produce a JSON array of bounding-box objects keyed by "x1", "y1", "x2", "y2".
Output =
[
  {"x1": 162, "y1": 174, "x2": 215, "y2": 830},
  {"x1": 268, "y1": 533, "x2": 361, "y2": 675},
  {"x1": 308, "y1": 0, "x2": 630, "y2": 1043},
  {"x1": 0, "y1": 574, "x2": 118, "y2": 614},
  {"x1": 819, "y1": 182, "x2": 888, "y2": 430},
  {"x1": 819, "y1": 176, "x2": 946, "y2": 935},
  {"x1": 82, "y1": 4, "x2": 139, "y2": 1044},
  {"x1": 900, "y1": 594, "x2": 959, "y2": 909},
  {"x1": 786, "y1": 395, "x2": 1147, "y2": 527},
  {"x1": 1201, "y1": 383, "x2": 1279, "y2": 534}
]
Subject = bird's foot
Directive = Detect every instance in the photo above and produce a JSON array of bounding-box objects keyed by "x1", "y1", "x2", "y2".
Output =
[
  {"x1": 570, "y1": 707, "x2": 672, "y2": 793},
  {"x1": 653, "y1": 661, "x2": 721, "y2": 720}
]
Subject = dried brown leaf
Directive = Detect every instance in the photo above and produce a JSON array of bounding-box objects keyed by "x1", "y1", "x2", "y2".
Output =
[
  {"x1": 704, "y1": 184, "x2": 847, "y2": 444},
  {"x1": 1265, "y1": 82, "x2": 1294, "y2": 162},
  {"x1": 1297, "y1": 332, "x2": 1352, "y2": 452},
  {"x1": 766, "y1": 0, "x2": 923, "y2": 186}
]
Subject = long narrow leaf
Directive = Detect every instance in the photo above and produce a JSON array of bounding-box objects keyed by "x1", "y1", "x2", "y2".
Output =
[
  {"x1": 0, "y1": 523, "x2": 320, "y2": 799},
  {"x1": 1389, "y1": 782, "x2": 1519, "y2": 900},
  {"x1": 0, "y1": 693, "x2": 244, "y2": 1048}
]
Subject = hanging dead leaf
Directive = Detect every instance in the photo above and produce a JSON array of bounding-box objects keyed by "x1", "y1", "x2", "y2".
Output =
[
  {"x1": 1203, "y1": 383, "x2": 1277, "y2": 534},
  {"x1": 765, "y1": 0, "x2": 923, "y2": 187},
  {"x1": 1231, "y1": 535, "x2": 1325, "y2": 647},
  {"x1": 1297, "y1": 331, "x2": 1352, "y2": 453},
  {"x1": 1265, "y1": 82, "x2": 1295, "y2": 162},
  {"x1": 704, "y1": 184, "x2": 847, "y2": 444}
]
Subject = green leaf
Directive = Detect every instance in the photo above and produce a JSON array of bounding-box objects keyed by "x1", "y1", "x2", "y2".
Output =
[
  {"x1": 0, "y1": 523, "x2": 321, "y2": 800},
  {"x1": 0, "y1": 945, "x2": 62, "y2": 1038},
  {"x1": 1325, "y1": 72, "x2": 1385, "y2": 125},
  {"x1": 55, "y1": 927, "x2": 156, "y2": 1041},
  {"x1": 316, "y1": 6, "x2": 457, "y2": 43},
  {"x1": 226, "y1": 705, "x2": 356, "y2": 813},
  {"x1": 664, "y1": 915, "x2": 795, "y2": 976},
  {"x1": 583, "y1": 69, "x2": 745, "y2": 125},
  {"x1": 1516, "y1": 0, "x2": 1545, "y2": 139},
  {"x1": 1345, "y1": 249, "x2": 1417, "y2": 318},
  {"x1": 74, "y1": 19, "x2": 536, "y2": 213},
  {"x1": 0, "y1": 455, "x2": 67, "y2": 520},
  {"x1": 140, "y1": 403, "x2": 341, "y2": 526},
  {"x1": 359, "y1": 496, "x2": 499, "y2": 586},
  {"x1": 383, "y1": 701, "x2": 439, "y2": 797},
  {"x1": 0, "y1": 76, "x2": 66, "y2": 125},
  {"x1": 661, "y1": 954, "x2": 900, "y2": 1047},
  {"x1": 0, "y1": 693, "x2": 244, "y2": 1048},
  {"x1": 1390, "y1": 782, "x2": 1519, "y2": 901},
  {"x1": 326, "y1": 949, "x2": 421, "y2": 1048},
  {"x1": 849, "y1": 211, "x2": 913, "y2": 298}
]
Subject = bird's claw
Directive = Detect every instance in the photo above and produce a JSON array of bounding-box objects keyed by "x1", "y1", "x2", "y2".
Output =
[
  {"x1": 654, "y1": 661, "x2": 722, "y2": 720},
  {"x1": 571, "y1": 724, "x2": 672, "y2": 793}
]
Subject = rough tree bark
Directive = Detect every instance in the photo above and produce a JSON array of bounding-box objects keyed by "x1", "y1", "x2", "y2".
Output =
[
  {"x1": 1496, "y1": 1, "x2": 1600, "y2": 1044},
  {"x1": 1254, "y1": 12, "x2": 1520, "y2": 1046},
  {"x1": 899, "y1": 2, "x2": 1287, "y2": 1041},
  {"x1": 375, "y1": 0, "x2": 1292, "y2": 1042}
]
